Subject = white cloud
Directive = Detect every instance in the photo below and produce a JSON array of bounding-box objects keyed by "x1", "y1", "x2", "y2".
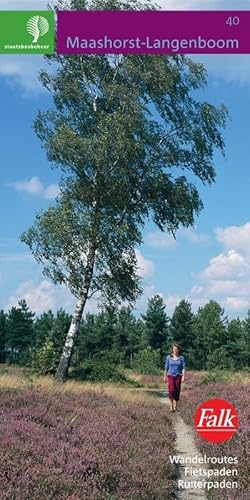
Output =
[
  {"x1": 135, "y1": 249, "x2": 155, "y2": 278},
  {"x1": 0, "y1": 56, "x2": 46, "y2": 94},
  {"x1": 215, "y1": 222, "x2": 250, "y2": 255},
  {"x1": 6, "y1": 280, "x2": 57, "y2": 313},
  {"x1": 151, "y1": 221, "x2": 250, "y2": 315},
  {"x1": 5, "y1": 278, "x2": 117, "y2": 316},
  {"x1": 9, "y1": 176, "x2": 60, "y2": 199},
  {"x1": 135, "y1": 283, "x2": 156, "y2": 311},
  {"x1": 162, "y1": 291, "x2": 209, "y2": 314},
  {"x1": 187, "y1": 296, "x2": 208, "y2": 310},
  {"x1": 185, "y1": 221, "x2": 250, "y2": 313},
  {"x1": 163, "y1": 294, "x2": 182, "y2": 314},
  {"x1": 206, "y1": 280, "x2": 240, "y2": 296},
  {"x1": 200, "y1": 250, "x2": 250, "y2": 281},
  {"x1": 6, "y1": 279, "x2": 75, "y2": 314},
  {"x1": 224, "y1": 297, "x2": 250, "y2": 311},
  {"x1": 13, "y1": 177, "x2": 43, "y2": 195}
]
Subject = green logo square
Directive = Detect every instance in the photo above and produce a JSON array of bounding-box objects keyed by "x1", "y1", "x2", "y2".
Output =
[{"x1": 0, "y1": 11, "x2": 55, "y2": 54}]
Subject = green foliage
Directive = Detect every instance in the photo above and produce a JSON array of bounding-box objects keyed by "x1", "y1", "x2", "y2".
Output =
[
  {"x1": 0, "y1": 365, "x2": 8, "y2": 375},
  {"x1": 132, "y1": 346, "x2": 161, "y2": 375},
  {"x1": 30, "y1": 339, "x2": 59, "y2": 375},
  {"x1": 34, "y1": 310, "x2": 54, "y2": 348},
  {"x1": 21, "y1": 0, "x2": 228, "y2": 381},
  {"x1": 141, "y1": 295, "x2": 169, "y2": 362},
  {"x1": 192, "y1": 300, "x2": 228, "y2": 370},
  {"x1": 22, "y1": 193, "x2": 142, "y2": 306},
  {"x1": 225, "y1": 318, "x2": 246, "y2": 369},
  {"x1": 47, "y1": 309, "x2": 71, "y2": 351},
  {"x1": 199, "y1": 370, "x2": 232, "y2": 385},
  {"x1": 169, "y1": 299, "x2": 194, "y2": 355},
  {"x1": 29, "y1": 309, "x2": 71, "y2": 374},
  {"x1": 5, "y1": 300, "x2": 35, "y2": 365},
  {"x1": 76, "y1": 307, "x2": 141, "y2": 368},
  {"x1": 113, "y1": 307, "x2": 139, "y2": 365},
  {"x1": 241, "y1": 310, "x2": 250, "y2": 368},
  {"x1": 206, "y1": 347, "x2": 234, "y2": 371},
  {"x1": 1, "y1": 300, "x2": 249, "y2": 374},
  {"x1": 96, "y1": 349, "x2": 122, "y2": 365},
  {"x1": 70, "y1": 360, "x2": 129, "y2": 383},
  {"x1": 76, "y1": 309, "x2": 116, "y2": 362},
  {"x1": 0, "y1": 310, "x2": 7, "y2": 363}
]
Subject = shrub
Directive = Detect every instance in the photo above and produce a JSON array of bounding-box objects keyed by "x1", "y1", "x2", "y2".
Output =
[
  {"x1": 0, "y1": 365, "x2": 8, "y2": 375},
  {"x1": 206, "y1": 347, "x2": 234, "y2": 370},
  {"x1": 199, "y1": 370, "x2": 230, "y2": 385},
  {"x1": 132, "y1": 347, "x2": 161, "y2": 375},
  {"x1": 71, "y1": 360, "x2": 130, "y2": 384},
  {"x1": 93, "y1": 348, "x2": 122, "y2": 365},
  {"x1": 30, "y1": 340, "x2": 59, "y2": 375}
]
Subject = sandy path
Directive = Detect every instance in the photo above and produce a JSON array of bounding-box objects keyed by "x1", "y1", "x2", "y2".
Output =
[{"x1": 158, "y1": 390, "x2": 207, "y2": 500}]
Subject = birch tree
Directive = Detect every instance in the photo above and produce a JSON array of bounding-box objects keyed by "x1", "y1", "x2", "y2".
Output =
[
  {"x1": 22, "y1": 0, "x2": 228, "y2": 380},
  {"x1": 22, "y1": 190, "x2": 141, "y2": 380}
]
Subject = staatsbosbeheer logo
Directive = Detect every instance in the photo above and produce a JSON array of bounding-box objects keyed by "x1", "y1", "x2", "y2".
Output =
[
  {"x1": 0, "y1": 11, "x2": 54, "y2": 54},
  {"x1": 26, "y1": 15, "x2": 49, "y2": 44},
  {"x1": 194, "y1": 398, "x2": 239, "y2": 443}
]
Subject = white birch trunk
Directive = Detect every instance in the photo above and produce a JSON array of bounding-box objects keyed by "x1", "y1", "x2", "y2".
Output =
[
  {"x1": 55, "y1": 292, "x2": 88, "y2": 381},
  {"x1": 55, "y1": 243, "x2": 96, "y2": 382},
  {"x1": 55, "y1": 206, "x2": 99, "y2": 382}
]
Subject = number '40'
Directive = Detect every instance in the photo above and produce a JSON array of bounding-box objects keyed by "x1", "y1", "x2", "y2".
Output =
[{"x1": 226, "y1": 16, "x2": 240, "y2": 26}]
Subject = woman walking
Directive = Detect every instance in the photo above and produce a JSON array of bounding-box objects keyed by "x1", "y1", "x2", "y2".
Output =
[{"x1": 164, "y1": 343, "x2": 186, "y2": 412}]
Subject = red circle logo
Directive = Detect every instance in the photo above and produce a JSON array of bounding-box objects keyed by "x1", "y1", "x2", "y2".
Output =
[{"x1": 194, "y1": 398, "x2": 238, "y2": 443}]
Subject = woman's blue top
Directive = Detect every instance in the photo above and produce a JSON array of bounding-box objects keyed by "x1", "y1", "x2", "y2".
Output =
[{"x1": 165, "y1": 355, "x2": 186, "y2": 376}]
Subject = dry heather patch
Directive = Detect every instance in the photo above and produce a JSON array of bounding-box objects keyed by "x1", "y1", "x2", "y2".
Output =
[{"x1": 0, "y1": 366, "x2": 156, "y2": 405}]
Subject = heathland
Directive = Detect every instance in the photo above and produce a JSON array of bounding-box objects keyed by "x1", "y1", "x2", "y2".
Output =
[{"x1": 0, "y1": 366, "x2": 248, "y2": 499}]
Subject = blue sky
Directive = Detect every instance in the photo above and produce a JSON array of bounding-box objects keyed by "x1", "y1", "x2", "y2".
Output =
[{"x1": 0, "y1": 0, "x2": 250, "y2": 318}]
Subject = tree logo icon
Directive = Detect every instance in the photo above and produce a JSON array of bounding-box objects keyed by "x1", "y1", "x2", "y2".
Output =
[{"x1": 26, "y1": 15, "x2": 49, "y2": 43}]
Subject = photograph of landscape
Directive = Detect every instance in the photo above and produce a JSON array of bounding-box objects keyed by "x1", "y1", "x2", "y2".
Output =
[{"x1": 0, "y1": 1, "x2": 249, "y2": 498}]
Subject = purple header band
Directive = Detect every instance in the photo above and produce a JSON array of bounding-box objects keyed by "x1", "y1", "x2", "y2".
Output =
[{"x1": 57, "y1": 11, "x2": 250, "y2": 55}]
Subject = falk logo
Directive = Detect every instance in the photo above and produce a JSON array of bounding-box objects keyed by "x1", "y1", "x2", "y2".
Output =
[
  {"x1": 26, "y1": 15, "x2": 49, "y2": 43},
  {"x1": 194, "y1": 398, "x2": 239, "y2": 443}
]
